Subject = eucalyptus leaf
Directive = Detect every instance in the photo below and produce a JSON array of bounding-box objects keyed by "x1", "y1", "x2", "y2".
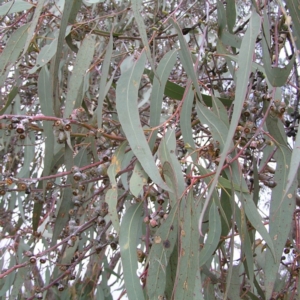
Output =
[
  {"x1": 0, "y1": 0, "x2": 33, "y2": 16},
  {"x1": 116, "y1": 52, "x2": 171, "y2": 191},
  {"x1": 120, "y1": 203, "x2": 144, "y2": 300}
]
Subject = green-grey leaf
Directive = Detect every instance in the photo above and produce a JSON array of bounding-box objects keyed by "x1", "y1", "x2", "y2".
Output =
[
  {"x1": 29, "y1": 36, "x2": 58, "y2": 74},
  {"x1": 169, "y1": 19, "x2": 203, "y2": 102},
  {"x1": 130, "y1": 162, "x2": 147, "y2": 198},
  {"x1": 96, "y1": 34, "x2": 113, "y2": 128},
  {"x1": 227, "y1": 265, "x2": 242, "y2": 299},
  {"x1": 218, "y1": 176, "x2": 248, "y2": 193},
  {"x1": 226, "y1": 0, "x2": 236, "y2": 33},
  {"x1": 106, "y1": 188, "x2": 120, "y2": 234},
  {"x1": 159, "y1": 129, "x2": 185, "y2": 196},
  {"x1": 174, "y1": 190, "x2": 199, "y2": 300},
  {"x1": 263, "y1": 144, "x2": 296, "y2": 299},
  {"x1": 51, "y1": 0, "x2": 74, "y2": 116},
  {"x1": 221, "y1": 30, "x2": 242, "y2": 49},
  {"x1": 120, "y1": 202, "x2": 144, "y2": 300},
  {"x1": 23, "y1": 0, "x2": 46, "y2": 55},
  {"x1": 284, "y1": 126, "x2": 300, "y2": 199},
  {"x1": 196, "y1": 101, "x2": 229, "y2": 151},
  {"x1": 0, "y1": 0, "x2": 33, "y2": 16},
  {"x1": 217, "y1": 0, "x2": 227, "y2": 33},
  {"x1": 63, "y1": 35, "x2": 95, "y2": 118},
  {"x1": 211, "y1": 95, "x2": 229, "y2": 126},
  {"x1": 180, "y1": 86, "x2": 198, "y2": 163},
  {"x1": 262, "y1": 12, "x2": 295, "y2": 87},
  {"x1": 132, "y1": 0, "x2": 158, "y2": 80},
  {"x1": 149, "y1": 49, "x2": 177, "y2": 149},
  {"x1": 0, "y1": 23, "x2": 30, "y2": 87},
  {"x1": 108, "y1": 141, "x2": 127, "y2": 187},
  {"x1": 146, "y1": 202, "x2": 179, "y2": 299},
  {"x1": 224, "y1": 162, "x2": 276, "y2": 259},
  {"x1": 116, "y1": 52, "x2": 170, "y2": 191},
  {"x1": 198, "y1": 8, "x2": 261, "y2": 233},
  {"x1": 199, "y1": 201, "x2": 221, "y2": 267}
]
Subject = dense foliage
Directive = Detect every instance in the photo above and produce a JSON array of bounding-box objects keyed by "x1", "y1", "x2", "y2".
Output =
[{"x1": 0, "y1": 0, "x2": 300, "y2": 299}]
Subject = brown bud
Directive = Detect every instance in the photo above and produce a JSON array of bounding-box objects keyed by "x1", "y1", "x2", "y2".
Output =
[
  {"x1": 29, "y1": 256, "x2": 37, "y2": 264},
  {"x1": 16, "y1": 125, "x2": 25, "y2": 134},
  {"x1": 71, "y1": 235, "x2": 77, "y2": 242},
  {"x1": 73, "y1": 172, "x2": 82, "y2": 181},
  {"x1": 54, "y1": 120, "x2": 62, "y2": 127},
  {"x1": 40, "y1": 257, "x2": 46, "y2": 264},
  {"x1": 6, "y1": 178, "x2": 13, "y2": 185},
  {"x1": 46, "y1": 181, "x2": 54, "y2": 189},
  {"x1": 64, "y1": 123, "x2": 71, "y2": 131},
  {"x1": 18, "y1": 182, "x2": 27, "y2": 191}
]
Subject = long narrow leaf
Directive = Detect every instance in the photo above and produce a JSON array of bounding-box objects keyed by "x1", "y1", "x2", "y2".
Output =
[
  {"x1": 116, "y1": 52, "x2": 170, "y2": 191},
  {"x1": 0, "y1": 23, "x2": 30, "y2": 86},
  {"x1": 198, "y1": 8, "x2": 261, "y2": 234},
  {"x1": 120, "y1": 203, "x2": 144, "y2": 300}
]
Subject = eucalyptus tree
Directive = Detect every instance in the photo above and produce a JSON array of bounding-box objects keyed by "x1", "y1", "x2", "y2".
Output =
[{"x1": 0, "y1": 0, "x2": 300, "y2": 299}]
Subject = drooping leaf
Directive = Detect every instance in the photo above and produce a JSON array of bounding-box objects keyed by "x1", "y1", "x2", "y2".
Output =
[
  {"x1": 169, "y1": 19, "x2": 203, "y2": 102},
  {"x1": 196, "y1": 101, "x2": 229, "y2": 151},
  {"x1": 96, "y1": 34, "x2": 113, "y2": 128},
  {"x1": 116, "y1": 52, "x2": 170, "y2": 191},
  {"x1": 119, "y1": 202, "x2": 144, "y2": 300},
  {"x1": 262, "y1": 12, "x2": 295, "y2": 87},
  {"x1": 129, "y1": 162, "x2": 147, "y2": 198},
  {"x1": 29, "y1": 34, "x2": 59, "y2": 74},
  {"x1": 161, "y1": 161, "x2": 179, "y2": 207},
  {"x1": 23, "y1": 0, "x2": 46, "y2": 55},
  {"x1": 146, "y1": 202, "x2": 179, "y2": 299},
  {"x1": 0, "y1": 23, "x2": 30, "y2": 87},
  {"x1": 224, "y1": 163, "x2": 276, "y2": 260},
  {"x1": 226, "y1": 0, "x2": 236, "y2": 33},
  {"x1": 199, "y1": 201, "x2": 221, "y2": 267},
  {"x1": 105, "y1": 188, "x2": 119, "y2": 234},
  {"x1": 149, "y1": 49, "x2": 177, "y2": 149},
  {"x1": 198, "y1": 8, "x2": 261, "y2": 233},
  {"x1": 173, "y1": 190, "x2": 199, "y2": 300},
  {"x1": 180, "y1": 86, "x2": 198, "y2": 163},
  {"x1": 217, "y1": 0, "x2": 227, "y2": 34},
  {"x1": 108, "y1": 141, "x2": 127, "y2": 187},
  {"x1": 284, "y1": 125, "x2": 300, "y2": 199},
  {"x1": 263, "y1": 143, "x2": 296, "y2": 299},
  {"x1": 50, "y1": 0, "x2": 75, "y2": 116},
  {"x1": 131, "y1": 0, "x2": 158, "y2": 80},
  {"x1": 158, "y1": 129, "x2": 185, "y2": 196},
  {"x1": 63, "y1": 35, "x2": 95, "y2": 118},
  {"x1": 227, "y1": 264, "x2": 242, "y2": 299}
]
